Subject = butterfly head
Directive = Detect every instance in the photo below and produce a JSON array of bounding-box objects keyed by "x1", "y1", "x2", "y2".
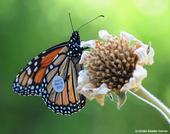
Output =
[{"x1": 70, "y1": 31, "x2": 80, "y2": 43}]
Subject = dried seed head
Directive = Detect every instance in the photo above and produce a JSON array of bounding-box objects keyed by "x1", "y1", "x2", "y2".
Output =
[{"x1": 85, "y1": 38, "x2": 138, "y2": 94}]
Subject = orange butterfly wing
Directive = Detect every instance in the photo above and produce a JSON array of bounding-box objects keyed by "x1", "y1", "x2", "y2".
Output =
[{"x1": 13, "y1": 42, "x2": 67, "y2": 96}]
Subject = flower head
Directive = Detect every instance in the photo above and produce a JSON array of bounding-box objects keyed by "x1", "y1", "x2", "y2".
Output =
[{"x1": 77, "y1": 30, "x2": 154, "y2": 107}]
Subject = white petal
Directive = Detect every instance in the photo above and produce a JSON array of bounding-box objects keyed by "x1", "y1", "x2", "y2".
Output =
[
  {"x1": 120, "y1": 65, "x2": 147, "y2": 92},
  {"x1": 120, "y1": 31, "x2": 145, "y2": 47},
  {"x1": 135, "y1": 44, "x2": 154, "y2": 65},
  {"x1": 148, "y1": 47, "x2": 154, "y2": 65},
  {"x1": 120, "y1": 31, "x2": 137, "y2": 42},
  {"x1": 98, "y1": 30, "x2": 115, "y2": 42},
  {"x1": 95, "y1": 83, "x2": 110, "y2": 95},
  {"x1": 77, "y1": 70, "x2": 90, "y2": 89},
  {"x1": 78, "y1": 83, "x2": 110, "y2": 99},
  {"x1": 79, "y1": 51, "x2": 90, "y2": 64},
  {"x1": 80, "y1": 40, "x2": 96, "y2": 48},
  {"x1": 133, "y1": 65, "x2": 147, "y2": 79}
]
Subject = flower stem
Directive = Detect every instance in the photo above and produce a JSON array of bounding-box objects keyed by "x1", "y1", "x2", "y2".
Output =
[{"x1": 129, "y1": 85, "x2": 170, "y2": 124}]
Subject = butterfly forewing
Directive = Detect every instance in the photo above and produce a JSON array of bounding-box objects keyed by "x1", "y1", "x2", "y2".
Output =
[{"x1": 13, "y1": 42, "x2": 67, "y2": 96}]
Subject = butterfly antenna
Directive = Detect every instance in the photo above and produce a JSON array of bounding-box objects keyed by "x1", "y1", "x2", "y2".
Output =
[
  {"x1": 69, "y1": 13, "x2": 74, "y2": 32},
  {"x1": 77, "y1": 15, "x2": 104, "y2": 30}
]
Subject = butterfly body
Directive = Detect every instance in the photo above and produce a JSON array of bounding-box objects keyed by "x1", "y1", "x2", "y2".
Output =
[
  {"x1": 67, "y1": 31, "x2": 82, "y2": 60},
  {"x1": 13, "y1": 31, "x2": 86, "y2": 115}
]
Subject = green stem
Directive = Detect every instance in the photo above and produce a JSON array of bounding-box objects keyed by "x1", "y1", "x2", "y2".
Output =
[{"x1": 129, "y1": 85, "x2": 170, "y2": 124}]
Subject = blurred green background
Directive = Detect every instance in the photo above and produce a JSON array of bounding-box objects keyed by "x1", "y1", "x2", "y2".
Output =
[{"x1": 0, "y1": 0, "x2": 170, "y2": 134}]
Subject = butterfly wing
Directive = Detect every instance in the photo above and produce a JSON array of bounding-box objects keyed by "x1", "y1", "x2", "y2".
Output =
[
  {"x1": 41, "y1": 46, "x2": 86, "y2": 115},
  {"x1": 13, "y1": 42, "x2": 67, "y2": 96}
]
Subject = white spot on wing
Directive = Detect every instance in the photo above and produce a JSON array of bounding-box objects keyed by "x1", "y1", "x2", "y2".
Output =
[
  {"x1": 34, "y1": 67, "x2": 38, "y2": 72},
  {"x1": 31, "y1": 86, "x2": 34, "y2": 89},
  {"x1": 34, "y1": 62, "x2": 38, "y2": 66},
  {"x1": 50, "y1": 65, "x2": 53, "y2": 69},
  {"x1": 27, "y1": 68, "x2": 31, "y2": 75}
]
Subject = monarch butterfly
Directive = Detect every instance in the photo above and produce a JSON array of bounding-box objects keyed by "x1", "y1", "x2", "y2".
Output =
[{"x1": 12, "y1": 14, "x2": 104, "y2": 115}]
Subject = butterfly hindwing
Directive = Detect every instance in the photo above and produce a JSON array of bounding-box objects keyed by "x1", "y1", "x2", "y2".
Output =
[
  {"x1": 41, "y1": 44, "x2": 86, "y2": 115},
  {"x1": 13, "y1": 42, "x2": 67, "y2": 96}
]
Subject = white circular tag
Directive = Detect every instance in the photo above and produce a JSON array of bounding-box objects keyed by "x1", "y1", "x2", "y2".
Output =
[{"x1": 52, "y1": 76, "x2": 64, "y2": 92}]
